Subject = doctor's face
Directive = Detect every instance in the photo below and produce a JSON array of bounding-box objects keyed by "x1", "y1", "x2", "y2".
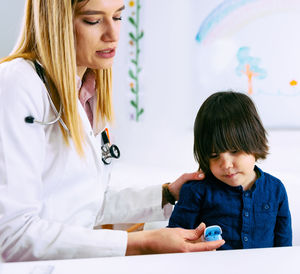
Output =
[{"x1": 74, "y1": 0, "x2": 124, "y2": 76}]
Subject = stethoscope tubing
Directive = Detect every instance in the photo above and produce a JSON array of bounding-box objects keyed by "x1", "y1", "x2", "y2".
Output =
[
  {"x1": 25, "y1": 60, "x2": 120, "y2": 165},
  {"x1": 24, "y1": 61, "x2": 69, "y2": 132},
  {"x1": 25, "y1": 93, "x2": 69, "y2": 132}
]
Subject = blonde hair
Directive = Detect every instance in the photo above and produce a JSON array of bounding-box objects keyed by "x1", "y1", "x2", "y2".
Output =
[{"x1": 0, "y1": 0, "x2": 113, "y2": 155}]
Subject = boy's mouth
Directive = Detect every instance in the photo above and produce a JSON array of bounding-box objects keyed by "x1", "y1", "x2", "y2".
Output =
[{"x1": 224, "y1": 172, "x2": 238, "y2": 178}]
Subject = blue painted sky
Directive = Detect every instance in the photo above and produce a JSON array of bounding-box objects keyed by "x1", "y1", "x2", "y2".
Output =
[{"x1": 196, "y1": 0, "x2": 257, "y2": 43}]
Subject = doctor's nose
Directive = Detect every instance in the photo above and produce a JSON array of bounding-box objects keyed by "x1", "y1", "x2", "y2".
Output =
[{"x1": 102, "y1": 21, "x2": 119, "y2": 42}]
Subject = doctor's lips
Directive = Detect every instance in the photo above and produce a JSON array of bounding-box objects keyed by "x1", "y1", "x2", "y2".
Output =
[{"x1": 96, "y1": 48, "x2": 116, "y2": 58}]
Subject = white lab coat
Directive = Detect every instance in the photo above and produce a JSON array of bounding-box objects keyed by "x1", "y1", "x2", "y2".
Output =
[{"x1": 0, "y1": 58, "x2": 171, "y2": 262}]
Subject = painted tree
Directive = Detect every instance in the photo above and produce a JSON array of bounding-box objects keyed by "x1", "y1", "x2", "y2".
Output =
[{"x1": 236, "y1": 47, "x2": 267, "y2": 95}]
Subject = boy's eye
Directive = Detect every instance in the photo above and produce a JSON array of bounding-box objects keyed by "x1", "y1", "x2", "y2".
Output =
[{"x1": 210, "y1": 154, "x2": 219, "y2": 159}]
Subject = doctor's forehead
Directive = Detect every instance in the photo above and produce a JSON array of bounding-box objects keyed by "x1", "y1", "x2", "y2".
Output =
[{"x1": 75, "y1": 0, "x2": 125, "y2": 13}]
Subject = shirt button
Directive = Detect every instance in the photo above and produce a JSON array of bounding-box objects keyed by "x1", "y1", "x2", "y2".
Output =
[
  {"x1": 245, "y1": 192, "x2": 249, "y2": 197},
  {"x1": 264, "y1": 204, "x2": 270, "y2": 210},
  {"x1": 244, "y1": 212, "x2": 249, "y2": 217},
  {"x1": 244, "y1": 236, "x2": 248, "y2": 242}
]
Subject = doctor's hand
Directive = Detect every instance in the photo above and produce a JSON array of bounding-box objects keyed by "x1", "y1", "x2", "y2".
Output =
[
  {"x1": 168, "y1": 170, "x2": 205, "y2": 201},
  {"x1": 126, "y1": 222, "x2": 225, "y2": 255}
]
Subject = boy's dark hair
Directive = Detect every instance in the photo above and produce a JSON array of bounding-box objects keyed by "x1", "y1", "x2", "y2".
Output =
[{"x1": 193, "y1": 91, "x2": 269, "y2": 173}]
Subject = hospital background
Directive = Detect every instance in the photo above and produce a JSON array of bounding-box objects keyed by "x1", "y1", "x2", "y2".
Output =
[{"x1": 1, "y1": 0, "x2": 299, "y2": 245}]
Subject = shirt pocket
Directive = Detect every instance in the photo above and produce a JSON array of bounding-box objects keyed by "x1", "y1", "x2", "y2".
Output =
[
  {"x1": 254, "y1": 202, "x2": 277, "y2": 213},
  {"x1": 253, "y1": 202, "x2": 278, "y2": 235}
]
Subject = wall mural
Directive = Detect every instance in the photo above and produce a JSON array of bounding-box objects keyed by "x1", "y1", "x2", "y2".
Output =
[
  {"x1": 195, "y1": 0, "x2": 300, "y2": 127},
  {"x1": 128, "y1": 0, "x2": 144, "y2": 122},
  {"x1": 236, "y1": 47, "x2": 267, "y2": 95}
]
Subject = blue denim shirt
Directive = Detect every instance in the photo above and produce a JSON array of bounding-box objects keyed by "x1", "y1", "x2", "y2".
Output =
[{"x1": 168, "y1": 166, "x2": 292, "y2": 249}]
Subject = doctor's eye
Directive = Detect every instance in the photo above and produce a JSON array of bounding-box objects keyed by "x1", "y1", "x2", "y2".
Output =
[
  {"x1": 113, "y1": 16, "x2": 122, "y2": 21},
  {"x1": 83, "y1": 19, "x2": 102, "y2": 25}
]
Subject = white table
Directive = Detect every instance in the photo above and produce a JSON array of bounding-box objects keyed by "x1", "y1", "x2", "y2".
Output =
[{"x1": 2, "y1": 246, "x2": 300, "y2": 274}]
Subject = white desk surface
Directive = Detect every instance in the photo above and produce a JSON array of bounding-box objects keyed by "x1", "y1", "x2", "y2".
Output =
[{"x1": 2, "y1": 246, "x2": 300, "y2": 274}]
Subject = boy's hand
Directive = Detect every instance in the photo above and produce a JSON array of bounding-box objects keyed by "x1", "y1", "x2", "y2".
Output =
[{"x1": 168, "y1": 170, "x2": 205, "y2": 201}]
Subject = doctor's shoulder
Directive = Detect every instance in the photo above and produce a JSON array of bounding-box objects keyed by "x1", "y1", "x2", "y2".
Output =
[
  {"x1": 0, "y1": 58, "x2": 47, "y2": 107},
  {"x1": 0, "y1": 58, "x2": 40, "y2": 88}
]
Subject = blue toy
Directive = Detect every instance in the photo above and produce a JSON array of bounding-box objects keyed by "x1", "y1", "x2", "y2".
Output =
[{"x1": 204, "y1": 225, "x2": 223, "y2": 241}]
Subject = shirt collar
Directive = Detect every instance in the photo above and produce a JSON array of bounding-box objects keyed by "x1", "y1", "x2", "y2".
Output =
[
  {"x1": 207, "y1": 165, "x2": 264, "y2": 193},
  {"x1": 76, "y1": 74, "x2": 82, "y2": 90},
  {"x1": 78, "y1": 69, "x2": 96, "y2": 106}
]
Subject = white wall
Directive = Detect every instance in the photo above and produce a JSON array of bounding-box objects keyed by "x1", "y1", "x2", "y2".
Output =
[
  {"x1": 112, "y1": 0, "x2": 300, "y2": 169},
  {"x1": 0, "y1": 1, "x2": 25, "y2": 58}
]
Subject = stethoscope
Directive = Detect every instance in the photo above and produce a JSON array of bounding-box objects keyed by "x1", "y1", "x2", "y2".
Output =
[
  {"x1": 101, "y1": 129, "x2": 120, "y2": 165},
  {"x1": 24, "y1": 60, "x2": 120, "y2": 165}
]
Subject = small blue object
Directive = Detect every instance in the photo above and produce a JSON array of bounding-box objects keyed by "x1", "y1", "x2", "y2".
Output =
[{"x1": 204, "y1": 225, "x2": 222, "y2": 241}]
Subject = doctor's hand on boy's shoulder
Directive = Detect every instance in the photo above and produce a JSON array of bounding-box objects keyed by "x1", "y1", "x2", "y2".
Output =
[{"x1": 168, "y1": 170, "x2": 205, "y2": 201}]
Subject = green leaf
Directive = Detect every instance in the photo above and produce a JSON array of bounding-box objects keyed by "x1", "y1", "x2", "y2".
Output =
[
  {"x1": 129, "y1": 32, "x2": 136, "y2": 41},
  {"x1": 137, "y1": 49, "x2": 141, "y2": 55},
  {"x1": 129, "y1": 69, "x2": 136, "y2": 80},
  {"x1": 137, "y1": 67, "x2": 142, "y2": 74},
  {"x1": 131, "y1": 59, "x2": 137, "y2": 65},
  {"x1": 131, "y1": 87, "x2": 137, "y2": 94},
  {"x1": 128, "y1": 17, "x2": 136, "y2": 27},
  {"x1": 138, "y1": 31, "x2": 144, "y2": 40},
  {"x1": 131, "y1": 100, "x2": 137, "y2": 108},
  {"x1": 138, "y1": 108, "x2": 144, "y2": 116}
]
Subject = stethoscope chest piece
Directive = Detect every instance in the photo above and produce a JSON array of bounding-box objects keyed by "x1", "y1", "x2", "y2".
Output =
[{"x1": 101, "y1": 129, "x2": 120, "y2": 165}]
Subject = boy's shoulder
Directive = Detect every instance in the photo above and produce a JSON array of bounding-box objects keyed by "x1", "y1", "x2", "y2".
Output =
[
  {"x1": 181, "y1": 176, "x2": 215, "y2": 193},
  {"x1": 257, "y1": 166, "x2": 286, "y2": 190}
]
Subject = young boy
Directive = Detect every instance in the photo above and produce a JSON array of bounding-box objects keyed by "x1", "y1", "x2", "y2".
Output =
[{"x1": 168, "y1": 91, "x2": 292, "y2": 249}]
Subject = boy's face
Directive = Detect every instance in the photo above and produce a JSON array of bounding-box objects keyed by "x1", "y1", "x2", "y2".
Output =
[{"x1": 209, "y1": 151, "x2": 256, "y2": 190}]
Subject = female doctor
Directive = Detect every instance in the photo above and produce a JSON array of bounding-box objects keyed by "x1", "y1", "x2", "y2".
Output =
[{"x1": 0, "y1": 0, "x2": 224, "y2": 262}]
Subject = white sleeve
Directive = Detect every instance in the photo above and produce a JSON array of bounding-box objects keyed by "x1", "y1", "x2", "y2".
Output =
[
  {"x1": 96, "y1": 184, "x2": 173, "y2": 225},
  {"x1": 0, "y1": 60, "x2": 127, "y2": 262}
]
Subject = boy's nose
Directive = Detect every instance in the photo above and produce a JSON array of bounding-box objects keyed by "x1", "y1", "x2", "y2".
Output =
[{"x1": 219, "y1": 153, "x2": 234, "y2": 170}]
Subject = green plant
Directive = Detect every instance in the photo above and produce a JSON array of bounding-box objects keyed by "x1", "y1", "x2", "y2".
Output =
[{"x1": 128, "y1": 0, "x2": 144, "y2": 121}]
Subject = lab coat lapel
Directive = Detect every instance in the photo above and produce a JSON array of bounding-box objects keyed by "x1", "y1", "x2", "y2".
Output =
[
  {"x1": 77, "y1": 100, "x2": 103, "y2": 166},
  {"x1": 78, "y1": 99, "x2": 111, "y2": 192}
]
